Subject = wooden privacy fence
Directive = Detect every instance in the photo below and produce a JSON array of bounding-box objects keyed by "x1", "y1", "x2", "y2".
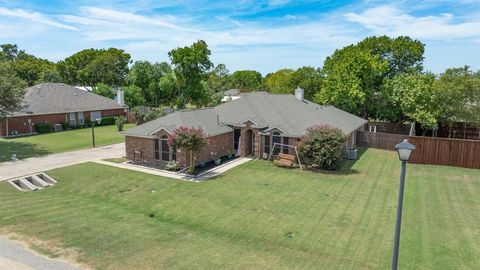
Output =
[
  {"x1": 408, "y1": 136, "x2": 480, "y2": 169},
  {"x1": 356, "y1": 131, "x2": 480, "y2": 169},
  {"x1": 356, "y1": 131, "x2": 408, "y2": 150}
]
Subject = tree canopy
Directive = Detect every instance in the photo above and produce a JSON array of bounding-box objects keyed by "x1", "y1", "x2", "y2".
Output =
[
  {"x1": 315, "y1": 36, "x2": 425, "y2": 119},
  {"x1": 382, "y1": 72, "x2": 440, "y2": 132},
  {"x1": 168, "y1": 40, "x2": 213, "y2": 108},
  {"x1": 58, "y1": 48, "x2": 131, "y2": 87},
  {"x1": 0, "y1": 62, "x2": 27, "y2": 118},
  {"x1": 229, "y1": 70, "x2": 263, "y2": 91}
]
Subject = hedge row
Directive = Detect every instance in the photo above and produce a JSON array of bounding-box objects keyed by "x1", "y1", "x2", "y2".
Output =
[{"x1": 35, "y1": 117, "x2": 117, "y2": 133}]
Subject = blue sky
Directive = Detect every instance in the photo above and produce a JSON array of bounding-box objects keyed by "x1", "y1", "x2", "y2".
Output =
[{"x1": 0, "y1": 0, "x2": 479, "y2": 74}]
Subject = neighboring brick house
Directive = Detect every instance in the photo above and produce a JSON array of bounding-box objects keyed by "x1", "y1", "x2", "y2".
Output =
[
  {"x1": 124, "y1": 88, "x2": 367, "y2": 168},
  {"x1": 0, "y1": 83, "x2": 126, "y2": 137}
]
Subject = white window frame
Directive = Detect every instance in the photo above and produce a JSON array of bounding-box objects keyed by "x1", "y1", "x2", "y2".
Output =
[
  {"x1": 69, "y1": 112, "x2": 76, "y2": 126},
  {"x1": 78, "y1": 112, "x2": 84, "y2": 125},
  {"x1": 90, "y1": 111, "x2": 102, "y2": 123}
]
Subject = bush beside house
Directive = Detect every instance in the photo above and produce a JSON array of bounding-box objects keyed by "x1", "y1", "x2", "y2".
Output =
[{"x1": 299, "y1": 125, "x2": 347, "y2": 171}]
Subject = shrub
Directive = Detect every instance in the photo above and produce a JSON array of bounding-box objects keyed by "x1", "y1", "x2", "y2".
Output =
[
  {"x1": 61, "y1": 121, "x2": 69, "y2": 130},
  {"x1": 85, "y1": 119, "x2": 92, "y2": 127},
  {"x1": 165, "y1": 161, "x2": 180, "y2": 171},
  {"x1": 115, "y1": 115, "x2": 127, "y2": 131},
  {"x1": 36, "y1": 123, "x2": 52, "y2": 133},
  {"x1": 131, "y1": 106, "x2": 166, "y2": 125},
  {"x1": 298, "y1": 125, "x2": 347, "y2": 171},
  {"x1": 99, "y1": 117, "x2": 115, "y2": 126}
]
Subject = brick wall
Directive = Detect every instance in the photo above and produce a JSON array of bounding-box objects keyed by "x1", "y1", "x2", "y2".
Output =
[
  {"x1": 125, "y1": 136, "x2": 154, "y2": 163},
  {"x1": 193, "y1": 131, "x2": 234, "y2": 165},
  {"x1": 125, "y1": 131, "x2": 234, "y2": 168},
  {"x1": 1, "y1": 108, "x2": 125, "y2": 137}
]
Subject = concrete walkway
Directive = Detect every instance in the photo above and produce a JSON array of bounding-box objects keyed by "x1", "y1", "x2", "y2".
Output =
[
  {"x1": 0, "y1": 236, "x2": 82, "y2": 270},
  {"x1": 95, "y1": 157, "x2": 252, "y2": 181},
  {"x1": 0, "y1": 143, "x2": 124, "y2": 181}
]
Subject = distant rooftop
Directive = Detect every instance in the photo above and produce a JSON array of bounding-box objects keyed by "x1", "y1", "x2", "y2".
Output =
[{"x1": 12, "y1": 83, "x2": 123, "y2": 117}]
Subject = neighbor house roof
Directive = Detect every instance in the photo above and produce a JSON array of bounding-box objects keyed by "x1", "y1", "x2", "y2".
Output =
[
  {"x1": 125, "y1": 92, "x2": 367, "y2": 138},
  {"x1": 124, "y1": 108, "x2": 233, "y2": 138},
  {"x1": 11, "y1": 83, "x2": 123, "y2": 117},
  {"x1": 215, "y1": 92, "x2": 367, "y2": 136},
  {"x1": 223, "y1": 89, "x2": 241, "y2": 96}
]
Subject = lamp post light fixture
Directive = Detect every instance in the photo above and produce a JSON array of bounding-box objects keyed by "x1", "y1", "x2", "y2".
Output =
[
  {"x1": 91, "y1": 118, "x2": 102, "y2": 148},
  {"x1": 391, "y1": 139, "x2": 416, "y2": 270}
]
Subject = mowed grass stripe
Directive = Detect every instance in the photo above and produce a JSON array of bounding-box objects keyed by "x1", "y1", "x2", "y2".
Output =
[{"x1": 0, "y1": 148, "x2": 479, "y2": 269}]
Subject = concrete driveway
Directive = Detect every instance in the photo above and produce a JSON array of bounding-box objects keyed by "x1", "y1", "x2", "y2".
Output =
[
  {"x1": 0, "y1": 143, "x2": 124, "y2": 181},
  {"x1": 0, "y1": 236, "x2": 83, "y2": 270}
]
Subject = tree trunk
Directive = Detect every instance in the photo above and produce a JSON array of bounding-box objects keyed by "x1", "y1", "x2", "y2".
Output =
[
  {"x1": 189, "y1": 149, "x2": 193, "y2": 169},
  {"x1": 448, "y1": 125, "x2": 452, "y2": 138},
  {"x1": 464, "y1": 123, "x2": 467, "y2": 139}
]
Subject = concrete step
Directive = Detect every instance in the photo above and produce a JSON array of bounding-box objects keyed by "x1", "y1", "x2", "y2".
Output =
[
  {"x1": 7, "y1": 172, "x2": 57, "y2": 192},
  {"x1": 29, "y1": 175, "x2": 51, "y2": 188},
  {"x1": 38, "y1": 173, "x2": 57, "y2": 184}
]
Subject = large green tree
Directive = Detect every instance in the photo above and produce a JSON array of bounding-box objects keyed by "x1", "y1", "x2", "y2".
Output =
[
  {"x1": 229, "y1": 70, "x2": 263, "y2": 91},
  {"x1": 357, "y1": 36, "x2": 424, "y2": 77},
  {"x1": 434, "y1": 66, "x2": 480, "y2": 137},
  {"x1": 315, "y1": 46, "x2": 387, "y2": 117},
  {"x1": 264, "y1": 69, "x2": 295, "y2": 94},
  {"x1": 382, "y1": 72, "x2": 440, "y2": 134},
  {"x1": 127, "y1": 61, "x2": 172, "y2": 106},
  {"x1": 168, "y1": 40, "x2": 213, "y2": 108},
  {"x1": 206, "y1": 63, "x2": 230, "y2": 93},
  {"x1": 13, "y1": 54, "x2": 59, "y2": 86},
  {"x1": 0, "y1": 44, "x2": 21, "y2": 62},
  {"x1": 58, "y1": 48, "x2": 131, "y2": 87},
  {"x1": 122, "y1": 85, "x2": 146, "y2": 108},
  {"x1": 316, "y1": 36, "x2": 425, "y2": 119},
  {"x1": 1, "y1": 44, "x2": 60, "y2": 86},
  {"x1": 288, "y1": 67, "x2": 322, "y2": 100},
  {"x1": 0, "y1": 63, "x2": 27, "y2": 118},
  {"x1": 93, "y1": 83, "x2": 115, "y2": 99}
]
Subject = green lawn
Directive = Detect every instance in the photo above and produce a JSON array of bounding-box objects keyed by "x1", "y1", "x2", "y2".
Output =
[
  {"x1": 0, "y1": 124, "x2": 134, "y2": 162},
  {"x1": 0, "y1": 148, "x2": 479, "y2": 269}
]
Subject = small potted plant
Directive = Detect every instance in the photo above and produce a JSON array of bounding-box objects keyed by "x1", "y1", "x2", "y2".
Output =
[
  {"x1": 211, "y1": 151, "x2": 222, "y2": 165},
  {"x1": 165, "y1": 161, "x2": 180, "y2": 171},
  {"x1": 226, "y1": 150, "x2": 234, "y2": 160}
]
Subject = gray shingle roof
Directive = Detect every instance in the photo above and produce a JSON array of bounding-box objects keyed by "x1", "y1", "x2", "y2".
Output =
[
  {"x1": 12, "y1": 83, "x2": 123, "y2": 116},
  {"x1": 125, "y1": 92, "x2": 367, "y2": 138},
  {"x1": 124, "y1": 108, "x2": 233, "y2": 138},
  {"x1": 223, "y1": 89, "x2": 240, "y2": 96},
  {"x1": 215, "y1": 92, "x2": 367, "y2": 136}
]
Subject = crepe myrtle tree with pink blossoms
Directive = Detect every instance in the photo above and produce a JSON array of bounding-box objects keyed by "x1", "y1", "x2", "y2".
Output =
[{"x1": 168, "y1": 126, "x2": 208, "y2": 172}]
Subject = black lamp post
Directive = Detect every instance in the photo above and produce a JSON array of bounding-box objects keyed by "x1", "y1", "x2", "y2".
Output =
[
  {"x1": 91, "y1": 118, "x2": 102, "y2": 148},
  {"x1": 391, "y1": 139, "x2": 416, "y2": 270}
]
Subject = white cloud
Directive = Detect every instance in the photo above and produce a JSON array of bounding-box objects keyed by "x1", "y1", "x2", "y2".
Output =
[
  {"x1": 1, "y1": 2, "x2": 478, "y2": 73},
  {"x1": 345, "y1": 5, "x2": 480, "y2": 40},
  {"x1": 0, "y1": 7, "x2": 77, "y2": 30}
]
